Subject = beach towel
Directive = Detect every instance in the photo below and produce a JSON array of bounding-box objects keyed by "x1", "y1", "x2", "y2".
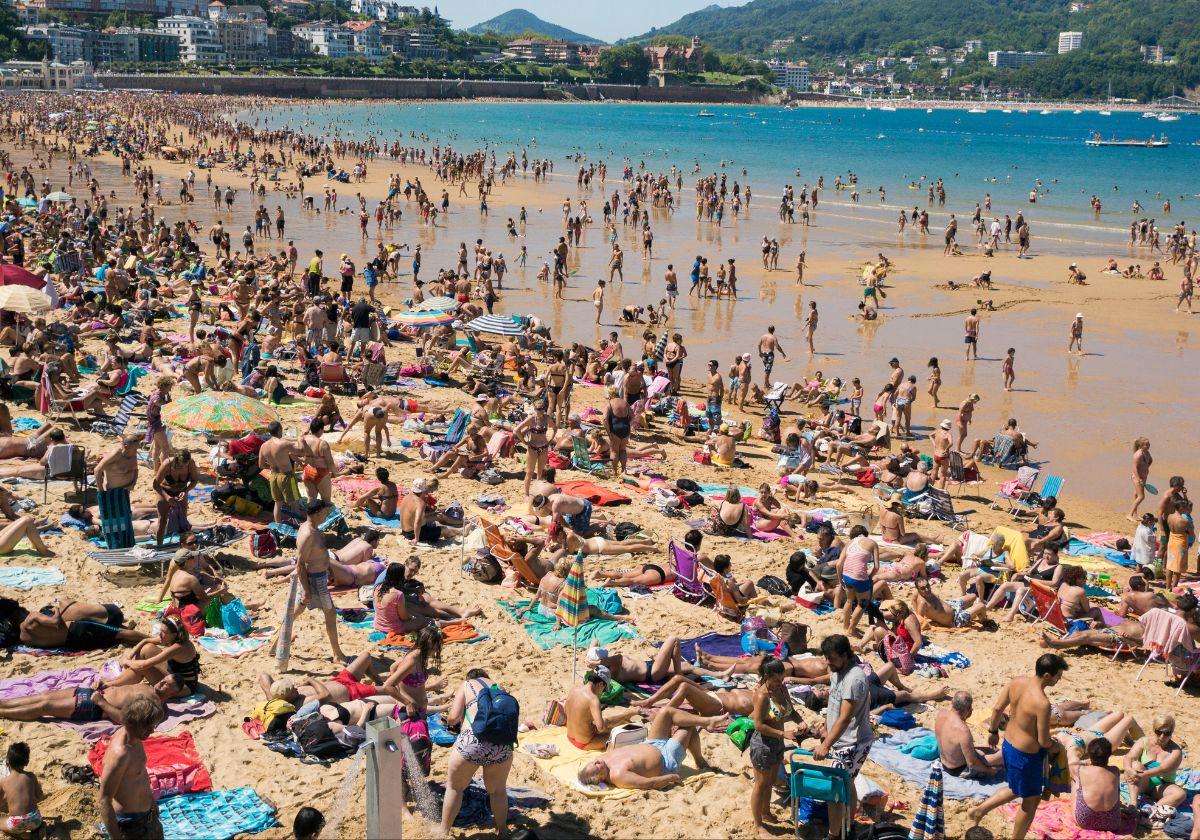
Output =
[
  {"x1": 135, "y1": 597, "x2": 172, "y2": 617},
  {"x1": 554, "y1": 479, "x2": 630, "y2": 507},
  {"x1": 694, "y1": 481, "x2": 757, "y2": 499},
  {"x1": 994, "y1": 526, "x2": 1030, "y2": 572},
  {"x1": 499, "y1": 600, "x2": 638, "y2": 650},
  {"x1": 1000, "y1": 796, "x2": 1132, "y2": 839},
  {"x1": 57, "y1": 695, "x2": 218, "y2": 742},
  {"x1": 331, "y1": 476, "x2": 378, "y2": 499},
  {"x1": 187, "y1": 485, "x2": 214, "y2": 504},
  {"x1": 97, "y1": 487, "x2": 135, "y2": 550},
  {"x1": 337, "y1": 608, "x2": 375, "y2": 632},
  {"x1": 868, "y1": 728, "x2": 1006, "y2": 800},
  {"x1": 88, "y1": 731, "x2": 212, "y2": 800},
  {"x1": 915, "y1": 644, "x2": 971, "y2": 669},
  {"x1": 196, "y1": 628, "x2": 274, "y2": 657},
  {"x1": 365, "y1": 513, "x2": 404, "y2": 528},
  {"x1": 1066, "y1": 538, "x2": 1134, "y2": 568},
  {"x1": 157, "y1": 787, "x2": 278, "y2": 839},
  {"x1": 0, "y1": 567, "x2": 65, "y2": 590},
  {"x1": 369, "y1": 621, "x2": 488, "y2": 650},
  {"x1": 517, "y1": 725, "x2": 713, "y2": 799},
  {"x1": 0, "y1": 659, "x2": 121, "y2": 699},
  {"x1": 11, "y1": 417, "x2": 42, "y2": 431},
  {"x1": 8, "y1": 644, "x2": 87, "y2": 657},
  {"x1": 1080, "y1": 532, "x2": 1126, "y2": 550},
  {"x1": 671, "y1": 632, "x2": 743, "y2": 663}
]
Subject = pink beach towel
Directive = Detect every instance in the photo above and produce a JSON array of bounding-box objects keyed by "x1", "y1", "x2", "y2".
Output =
[
  {"x1": 0, "y1": 659, "x2": 121, "y2": 699},
  {"x1": 1140, "y1": 608, "x2": 1194, "y2": 654},
  {"x1": 89, "y1": 731, "x2": 213, "y2": 800},
  {"x1": 1001, "y1": 797, "x2": 1132, "y2": 839}
]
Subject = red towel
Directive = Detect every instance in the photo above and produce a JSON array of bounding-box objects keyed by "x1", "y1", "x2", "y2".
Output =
[
  {"x1": 554, "y1": 479, "x2": 631, "y2": 507},
  {"x1": 88, "y1": 731, "x2": 212, "y2": 800}
]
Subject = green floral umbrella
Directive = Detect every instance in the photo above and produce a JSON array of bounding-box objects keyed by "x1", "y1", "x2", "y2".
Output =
[{"x1": 161, "y1": 392, "x2": 278, "y2": 436}]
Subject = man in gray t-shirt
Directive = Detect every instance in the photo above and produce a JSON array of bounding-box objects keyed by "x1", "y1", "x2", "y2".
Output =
[{"x1": 813, "y1": 634, "x2": 875, "y2": 838}]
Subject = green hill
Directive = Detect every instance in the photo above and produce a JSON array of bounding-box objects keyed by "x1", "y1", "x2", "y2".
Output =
[{"x1": 468, "y1": 9, "x2": 605, "y2": 44}]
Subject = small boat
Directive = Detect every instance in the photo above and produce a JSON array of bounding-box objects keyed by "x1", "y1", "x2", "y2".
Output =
[
  {"x1": 1099, "y1": 109, "x2": 1112, "y2": 116},
  {"x1": 696, "y1": 110, "x2": 715, "y2": 118},
  {"x1": 1084, "y1": 132, "x2": 1169, "y2": 147},
  {"x1": 1158, "y1": 112, "x2": 1180, "y2": 122},
  {"x1": 925, "y1": 108, "x2": 933, "y2": 113},
  {"x1": 1018, "y1": 108, "x2": 1029, "y2": 114},
  {"x1": 1040, "y1": 109, "x2": 1052, "y2": 115},
  {"x1": 1142, "y1": 111, "x2": 1158, "y2": 118},
  {"x1": 1073, "y1": 109, "x2": 1082, "y2": 114},
  {"x1": 878, "y1": 104, "x2": 896, "y2": 111},
  {"x1": 1002, "y1": 108, "x2": 1012, "y2": 114},
  {"x1": 967, "y1": 107, "x2": 986, "y2": 114}
]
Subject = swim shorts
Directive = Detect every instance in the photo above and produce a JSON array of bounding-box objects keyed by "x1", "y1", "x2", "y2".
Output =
[
  {"x1": 72, "y1": 687, "x2": 105, "y2": 722},
  {"x1": 647, "y1": 737, "x2": 685, "y2": 775},
  {"x1": 269, "y1": 471, "x2": 300, "y2": 503},
  {"x1": 1002, "y1": 740, "x2": 1046, "y2": 799},
  {"x1": 305, "y1": 571, "x2": 335, "y2": 611},
  {"x1": 331, "y1": 668, "x2": 376, "y2": 701},
  {"x1": 65, "y1": 619, "x2": 122, "y2": 651}
]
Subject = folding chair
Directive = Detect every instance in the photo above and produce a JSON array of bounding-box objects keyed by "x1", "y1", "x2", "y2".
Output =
[
  {"x1": 571, "y1": 436, "x2": 609, "y2": 476},
  {"x1": 318, "y1": 362, "x2": 356, "y2": 395},
  {"x1": 44, "y1": 444, "x2": 87, "y2": 503},
  {"x1": 91, "y1": 392, "x2": 142, "y2": 437},
  {"x1": 1012, "y1": 474, "x2": 1064, "y2": 518},
  {"x1": 421, "y1": 408, "x2": 468, "y2": 462},
  {"x1": 96, "y1": 487, "x2": 135, "y2": 550},
  {"x1": 669, "y1": 541, "x2": 710, "y2": 605},
  {"x1": 981, "y1": 433, "x2": 1019, "y2": 468},
  {"x1": 944, "y1": 450, "x2": 984, "y2": 497},
  {"x1": 788, "y1": 750, "x2": 853, "y2": 839},
  {"x1": 992, "y1": 465, "x2": 1040, "y2": 512},
  {"x1": 1021, "y1": 580, "x2": 1067, "y2": 633},
  {"x1": 482, "y1": 523, "x2": 540, "y2": 586},
  {"x1": 1134, "y1": 608, "x2": 1200, "y2": 695},
  {"x1": 707, "y1": 574, "x2": 745, "y2": 622},
  {"x1": 919, "y1": 488, "x2": 969, "y2": 530}
]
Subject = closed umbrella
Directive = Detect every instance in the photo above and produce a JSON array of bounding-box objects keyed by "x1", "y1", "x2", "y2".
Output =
[
  {"x1": 412, "y1": 295, "x2": 457, "y2": 312},
  {"x1": 395, "y1": 308, "x2": 456, "y2": 329},
  {"x1": 909, "y1": 761, "x2": 945, "y2": 840},
  {"x1": 0, "y1": 285, "x2": 51, "y2": 314},
  {"x1": 44, "y1": 192, "x2": 73, "y2": 203},
  {"x1": 161, "y1": 392, "x2": 278, "y2": 436},
  {"x1": 0, "y1": 264, "x2": 45, "y2": 290},
  {"x1": 465, "y1": 314, "x2": 524, "y2": 336},
  {"x1": 556, "y1": 550, "x2": 588, "y2": 680}
]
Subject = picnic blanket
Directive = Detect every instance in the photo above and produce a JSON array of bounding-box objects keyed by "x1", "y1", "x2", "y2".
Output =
[
  {"x1": 157, "y1": 787, "x2": 278, "y2": 839},
  {"x1": 57, "y1": 695, "x2": 218, "y2": 742},
  {"x1": 196, "y1": 628, "x2": 274, "y2": 657},
  {"x1": 88, "y1": 731, "x2": 212, "y2": 800},
  {"x1": 0, "y1": 567, "x2": 65, "y2": 590},
  {"x1": 671, "y1": 632, "x2": 743, "y2": 663},
  {"x1": 1001, "y1": 796, "x2": 1133, "y2": 839},
  {"x1": 500, "y1": 600, "x2": 638, "y2": 650},
  {"x1": 554, "y1": 480, "x2": 630, "y2": 506},
  {"x1": 7, "y1": 644, "x2": 87, "y2": 657},
  {"x1": 1065, "y1": 538, "x2": 1134, "y2": 568},
  {"x1": 868, "y1": 728, "x2": 1005, "y2": 800},
  {"x1": 0, "y1": 659, "x2": 121, "y2": 699},
  {"x1": 517, "y1": 725, "x2": 713, "y2": 799}
]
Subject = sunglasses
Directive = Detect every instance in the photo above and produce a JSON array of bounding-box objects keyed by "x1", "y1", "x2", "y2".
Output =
[{"x1": 1155, "y1": 728, "x2": 1173, "y2": 736}]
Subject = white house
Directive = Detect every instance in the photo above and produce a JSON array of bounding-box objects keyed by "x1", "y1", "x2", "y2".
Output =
[
  {"x1": 157, "y1": 15, "x2": 225, "y2": 63},
  {"x1": 291, "y1": 20, "x2": 350, "y2": 58}
]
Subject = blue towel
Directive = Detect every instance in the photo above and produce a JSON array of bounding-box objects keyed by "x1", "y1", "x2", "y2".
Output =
[
  {"x1": 1065, "y1": 537, "x2": 1135, "y2": 568},
  {"x1": 156, "y1": 787, "x2": 278, "y2": 839},
  {"x1": 0, "y1": 568, "x2": 65, "y2": 590},
  {"x1": 869, "y1": 728, "x2": 1005, "y2": 800},
  {"x1": 428, "y1": 713, "x2": 457, "y2": 746},
  {"x1": 669, "y1": 632, "x2": 743, "y2": 663},
  {"x1": 12, "y1": 417, "x2": 42, "y2": 431},
  {"x1": 365, "y1": 513, "x2": 403, "y2": 528}
]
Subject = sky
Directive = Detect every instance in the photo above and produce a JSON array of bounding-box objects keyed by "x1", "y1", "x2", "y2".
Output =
[{"x1": 432, "y1": 1, "x2": 746, "y2": 43}]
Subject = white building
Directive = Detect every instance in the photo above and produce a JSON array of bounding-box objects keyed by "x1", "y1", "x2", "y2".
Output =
[
  {"x1": 769, "y1": 59, "x2": 809, "y2": 91},
  {"x1": 157, "y1": 15, "x2": 224, "y2": 62},
  {"x1": 988, "y1": 49, "x2": 1052, "y2": 68},
  {"x1": 1058, "y1": 31, "x2": 1082, "y2": 54},
  {"x1": 348, "y1": 0, "x2": 417, "y2": 21},
  {"x1": 963, "y1": 39, "x2": 982, "y2": 53},
  {"x1": 0, "y1": 58, "x2": 88, "y2": 90},
  {"x1": 343, "y1": 20, "x2": 383, "y2": 61},
  {"x1": 291, "y1": 20, "x2": 350, "y2": 58}
]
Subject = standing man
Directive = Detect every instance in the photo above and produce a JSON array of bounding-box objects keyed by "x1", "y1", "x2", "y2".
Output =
[
  {"x1": 99, "y1": 695, "x2": 165, "y2": 839},
  {"x1": 944, "y1": 214, "x2": 958, "y2": 256},
  {"x1": 705, "y1": 360, "x2": 725, "y2": 433},
  {"x1": 758, "y1": 326, "x2": 786, "y2": 386},
  {"x1": 281, "y1": 499, "x2": 347, "y2": 664},
  {"x1": 349, "y1": 296, "x2": 374, "y2": 359},
  {"x1": 964, "y1": 308, "x2": 980, "y2": 361},
  {"x1": 93, "y1": 433, "x2": 141, "y2": 549},
  {"x1": 812, "y1": 635, "x2": 875, "y2": 840},
  {"x1": 803, "y1": 302, "x2": 818, "y2": 354},
  {"x1": 968, "y1": 654, "x2": 1068, "y2": 839},
  {"x1": 258, "y1": 421, "x2": 301, "y2": 524},
  {"x1": 1068, "y1": 313, "x2": 1084, "y2": 354}
]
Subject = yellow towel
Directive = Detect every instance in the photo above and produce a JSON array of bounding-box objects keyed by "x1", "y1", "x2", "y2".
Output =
[
  {"x1": 516, "y1": 725, "x2": 714, "y2": 800},
  {"x1": 993, "y1": 526, "x2": 1029, "y2": 572}
]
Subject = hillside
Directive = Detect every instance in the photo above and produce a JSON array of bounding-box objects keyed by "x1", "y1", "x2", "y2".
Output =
[{"x1": 467, "y1": 9, "x2": 604, "y2": 44}]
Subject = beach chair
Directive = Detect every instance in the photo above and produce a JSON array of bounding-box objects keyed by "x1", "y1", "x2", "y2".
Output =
[
  {"x1": 96, "y1": 488, "x2": 135, "y2": 550},
  {"x1": 944, "y1": 451, "x2": 984, "y2": 497},
  {"x1": 707, "y1": 574, "x2": 745, "y2": 622},
  {"x1": 1133, "y1": 608, "x2": 1200, "y2": 695},
  {"x1": 669, "y1": 541, "x2": 710, "y2": 605},
  {"x1": 268, "y1": 506, "x2": 347, "y2": 544},
  {"x1": 318, "y1": 362, "x2": 356, "y2": 395},
  {"x1": 382, "y1": 361, "x2": 402, "y2": 384},
  {"x1": 91, "y1": 392, "x2": 142, "y2": 437},
  {"x1": 981, "y1": 433, "x2": 1019, "y2": 468},
  {"x1": 992, "y1": 465, "x2": 1040, "y2": 512},
  {"x1": 1012, "y1": 474, "x2": 1064, "y2": 519},
  {"x1": 763, "y1": 381, "x2": 788, "y2": 415},
  {"x1": 1021, "y1": 580, "x2": 1067, "y2": 634},
  {"x1": 421, "y1": 408, "x2": 468, "y2": 462},
  {"x1": 571, "y1": 436, "x2": 609, "y2": 476},
  {"x1": 917, "y1": 488, "x2": 969, "y2": 530},
  {"x1": 788, "y1": 750, "x2": 853, "y2": 839},
  {"x1": 482, "y1": 523, "x2": 540, "y2": 586},
  {"x1": 44, "y1": 443, "x2": 87, "y2": 503},
  {"x1": 358, "y1": 361, "x2": 385, "y2": 392}
]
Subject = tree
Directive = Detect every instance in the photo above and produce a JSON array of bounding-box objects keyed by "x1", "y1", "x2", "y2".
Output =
[{"x1": 597, "y1": 43, "x2": 650, "y2": 84}]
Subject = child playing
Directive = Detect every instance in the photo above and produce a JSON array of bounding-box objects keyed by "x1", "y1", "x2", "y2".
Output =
[{"x1": 0, "y1": 743, "x2": 44, "y2": 838}]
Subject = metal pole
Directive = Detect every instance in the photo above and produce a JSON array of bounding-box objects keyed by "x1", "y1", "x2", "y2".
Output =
[
  {"x1": 365, "y1": 717, "x2": 405, "y2": 839},
  {"x1": 274, "y1": 573, "x2": 299, "y2": 673}
]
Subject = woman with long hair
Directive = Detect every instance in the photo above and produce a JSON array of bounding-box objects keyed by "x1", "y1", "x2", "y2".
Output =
[{"x1": 383, "y1": 624, "x2": 444, "y2": 715}]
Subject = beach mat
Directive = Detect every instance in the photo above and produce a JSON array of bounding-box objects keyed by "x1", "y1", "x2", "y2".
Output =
[
  {"x1": 517, "y1": 725, "x2": 713, "y2": 799},
  {"x1": 499, "y1": 600, "x2": 638, "y2": 650},
  {"x1": 868, "y1": 728, "x2": 1005, "y2": 800},
  {"x1": 554, "y1": 479, "x2": 631, "y2": 506},
  {"x1": 88, "y1": 731, "x2": 212, "y2": 800},
  {"x1": 1000, "y1": 796, "x2": 1132, "y2": 839},
  {"x1": 0, "y1": 567, "x2": 65, "y2": 590},
  {"x1": 196, "y1": 628, "x2": 274, "y2": 657},
  {"x1": 57, "y1": 695, "x2": 218, "y2": 742},
  {"x1": 157, "y1": 787, "x2": 279, "y2": 839},
  {"x1": 0, "y1": 659, "x2": 121, "y2": 699},
  {"x1": 1066, "y1": 537, "x2": 1135, "y2": 568}
]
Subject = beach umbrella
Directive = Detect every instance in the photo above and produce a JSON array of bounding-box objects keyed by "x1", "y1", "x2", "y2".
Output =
[
  {"x1": 44, "y1": 192, "x2": 73, "y2": 203},
  {"x1": 909, "y1": 761, "x2": 945, "y2": 840},
  {"x1": 556, "y1": 549, "x2": 588, "y2": 681},
  {"x1": 412, "y1": 295, "x2": 457, "y2": 312},
  {"x1": 395, "y1": 308, "x2": 456, "y2": 329},
  {"x1": 0, "y1": 285, "x2": 51, "y2": 314},
  {"x1": 654, "y1": 332, "x2": 668, "y2": 363},
  {"x1": 465, "y1": 314, "x2": 524, "y2": 336},
  {"x1": 161, "y1": 392, "x2": 278, "y2": 436},
  {"x1": 0, "y1": 264, "x2": 45, "y2": 290}
]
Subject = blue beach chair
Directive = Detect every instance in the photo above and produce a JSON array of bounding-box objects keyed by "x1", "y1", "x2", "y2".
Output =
[{"x1": 788, "y1": 749, "x2": 853, "y2": 839}]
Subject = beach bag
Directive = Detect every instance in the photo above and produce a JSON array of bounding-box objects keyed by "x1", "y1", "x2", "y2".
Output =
[
  {"x1": 178, "y1": 604, "x2": 206, "y2": 637},
  {"x1": 692, "y1": 449, "x2": 712, "y2": 465},
  {"x1": 727, "y1": 716, "x2": 755, "y2": 752},
  {"x1": 587, "y1": 588, "x2": 623, "y2": 615},
  {"x1": 399, "y1": 715, "x2": 432, "y2": 776},
  {"x1": 464, "y1": 550, "x2": 501, "y2": 584},
  {"x1": 204, "y1": 599, "x2": 224, "y2": 631},
  {"x1": 757, "y1": 575, "x2": 790, "y2": 597},
  {"x1": 542, "y1": 700, "x2": 567, "y2": 727},
  {"x1": 221, "y1": 598, "x2": 252, "y2": 637},
  {"x1": 250, "y1": 529, "x2": 277, "y2": 559},
  {"x1": 883, "y1": 632, "x2": 915, "y2": 675},
  {"x1": 470, "y1": 679, "x2": 520, "y2": 745},
  {"x1": 547, "y1": 451, "x2": 569, "y2": 470},
  {"x1": 613, "y1": 522, "x2": 641, "y2": 541},
  {"x1": 607, "y1": 723, "x2": 647, "y2": 751},
  {"x1": 855, "y1": 469, "x2": 877, "y2": 488}
]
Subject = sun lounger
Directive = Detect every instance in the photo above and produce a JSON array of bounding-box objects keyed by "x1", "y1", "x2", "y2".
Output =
[
  {"x1": 570, "y1": 436, "x2": 609, "y2": 476},
  {"x1": 1010, "y1": 473, "x2": 1064, "y2": 519},
  {"x1": 914, "y1": 488, "x2": 969, "y2": 530},
  {"x1": 91, "y1": 392, "x2": 142, "y2": 437},
  {"x1": 481, "y1": 522, "x2": 540, "y2": 586}
]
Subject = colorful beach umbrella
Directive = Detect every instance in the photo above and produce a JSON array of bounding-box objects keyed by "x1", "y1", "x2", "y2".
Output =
[
  {"x1": 0, "y1": 285, "x2": 51, "y2": 314},
  {"x1": 0, "y1": 264, "x2": 45, "y2": 290},
  {"x1": 465, "y1": 314, "x2": 524, "y2": 336},
  {"x1": 412, "y1": 295, "x2": 457, "y2": 312},
  {"x1": 44, "y1": 192, "x2": 73, "y2": 203},
  {"x1": 909, "y1": 761, "x2": 945, "y2": 840},
  {"x1": 555, "y1": 549, "x2": 588, "y2": 680},
  {"x1": 395, "y1": 308, "x2": 456, "y2": 328},
  {"x1": 161, "y1": 392, "x2": 278, "y2": 436}
]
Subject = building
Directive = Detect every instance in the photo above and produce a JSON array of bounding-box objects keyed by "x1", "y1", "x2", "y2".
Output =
[
  {"x1": 645, "y1": 35, "x2": 703, "y2": 72},
  {"x1": 1057, "y1": 31, "x2": 1082, "y2": 53},
  {"x1": 208, "y1": 2, "x2": 265, "y2": 20},
  {"x1": 504, "y1": 38, "x2": 580, "y2": 65},
  {"x1": 963, "y1": 39, "x2": 982, "y2": 53},
  {"x1": 23, "y1": 0, "x2": 202, "y2": 15},
  {"x1": 925, "y1": 45, "x2": 944, "y2": 56},
  {"x1": 157, "y1": 15, "x2": 224, "y2": 62},
  {"x1": 0, "y1": 58, "x2": 88, "y2": 90},
  {"x1": 384, "y1": 26, "x2": 446, "y2": 59},
  {"x1": 291, "y1": 20, "x2": 350, "y2": 58},
  {"x1": 767, "y1": 37, "x2": 794, "y2": 53},
  {"x1": 349, "y1": 0, "x2": 417, "y2": 21},
  {"x1": 216, "y1": 16, "x2": 266, "y2": 61},
  {"x1": 342, "y1": 20, "x2": 383, "y2": 61},
  {"x1": 988, "y1": 50, "x2": 1052, "y2": 68},
  {"x1": 107, "y1": 26, "x2": 181, "y2": 61},
  {"x1": 1141, "y1": 44, "x2": 1165, "y2": 64},
  {"x1": 768, "y1": 59, "x2": 809, "y2": 91},
  {"x1": 268, "y1": 0, "x2": 308, "y2": 17}
]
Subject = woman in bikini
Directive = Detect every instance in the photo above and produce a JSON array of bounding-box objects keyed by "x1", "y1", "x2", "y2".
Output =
[
  {"x1": 352, "y1": 467, "x2": 400, "y2": 520},
  {"x1": 512, "y1": 398, "x2": 551, "y2": 497},
  {"x1": 709, "y1": 488, "x2": 751, "y2": 537},
  {"x1": 545, "y1": 351, "x2": 570, "y2": 432},
  {"x1": 751, "y1": 482, "x2": 804, "y2": 538},
  {"x1": 1123, "y1": 713, "x2": 1186, "y2": 829},
  {"x1": 382, "y1": 625, "x2": 447, "y2": 714},
  {"x1": 97, "y1": 616, "x2": 201, "y2": 694}
]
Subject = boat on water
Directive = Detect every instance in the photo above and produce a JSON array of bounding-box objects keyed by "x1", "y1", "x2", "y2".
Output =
[
  {"x1": 697, "y1": 110, "x2": 715, "y2": 118},
  {"x1": 1001, "y1": 108, "x2": 1012, "y2": 114},
  {"x1": 1142, "y1": 111, "x2": 1159, "y2": 118},
  {"x1": 1099, "y1": 109, "x2": 1112, "y2": 116},
  {"x1": 1018, "y1": 108, "x2": 1029, "y2": 114},
  {"x1": 925, "y1": 108, "x2": 933, "y2": 113},
  {"x1": 1039, "y1": 109, "x2": 1053, "y2": 115},
  {"x1": 1158, "y1": 112, "x2": 1180, "y2": 122},
  {"x1": 967, "y1": 107, "x2": 986, "y2": 114},
  {"x1": 1084, "y1": 132, "x2": 1169, "y2": 147},
  {"x1": 878, "y1": 104, "x2": 896, "y2": 111}
]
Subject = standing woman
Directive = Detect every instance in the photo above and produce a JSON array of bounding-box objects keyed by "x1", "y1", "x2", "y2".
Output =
[
  {"x1": 439, "y1": 669, "x2": 515, "y2": 838},
  {"x1": 749, "y1": 657, "x2": 807, "y2": 837},
  {"x1": 186, "y1": 280, "x2": 204, "y2": 343},
  {"x1": 1129, "y1": 437, "x2": 1153, "y2": 522},
  {"x1": 927, "y1": 357, "x2": 941, "y2": 407},
  {"x1": 383, "y1": 625, "x2": 443, "y2": 716},
  {"x1": 146, "y1": 375, "x2": 174, "y2": 471},
  {"x1": 837, "y1": 525, "x2": 878, "y2": 636},
  {"x1": 545, "y1": 350, "x2": 570, "y2": 432},
  {"x1": 512, "y1": 398, "x2": 551, "y2": 497},
  {"x1": 604, "y1": 395, "x2": 633, "y2": 479}
]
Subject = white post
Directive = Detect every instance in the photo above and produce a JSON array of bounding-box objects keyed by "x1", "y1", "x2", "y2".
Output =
[
  {"x1": 365, "y1": 717, "x2": 405, "y2": 839},
  {"x1": 274, "y1": 573, "x2": 299, "y2": 673}
]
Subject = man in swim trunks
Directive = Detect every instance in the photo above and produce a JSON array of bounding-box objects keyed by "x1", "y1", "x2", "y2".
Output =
[
  {"x1": 757, "y1": 326, "x2": 786, "y2": 387},
  {"x1": 936, "y1": 691, "x2": 1005, "y2": 778},
  {"x1": 291, "y1": 499, "x2": 347, "y2": 663},
  {"x1": 530, "y1": 492, "x2": 598, "y2": 538},
  {"x1": 563, "y1": 666, "x2": 642, "y2": 750},
  {"x1": 259, "y1": 421, "x2": 301, "y2": 523},
  {"x1": 0, "y1": 678, "x2": 184, "y2": 724},
  {"x1": 577, "y1": 705, "x2": 725, "y2": 789},
  {"x1": 19, "y1": 599, "x2": 147, "y2": 650},
  {"x1": 969, "y1": 654, "x2": 1068, "y2": 839},
  {"x1": 100, "y1": 693, "x2": 169, "y2": 840}
]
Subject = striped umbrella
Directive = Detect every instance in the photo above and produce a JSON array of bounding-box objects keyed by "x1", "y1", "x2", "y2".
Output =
[
  {"x1": 556, "y1": 549, "x2": 588, "y2": 680},
  {"x1": 465, "y1": 314, "x2": 524, "y2": 336},
  {"x1": 395, "y1": 308, "x2": 456, "y2": 328},
  {"x1": 909, "y1": 761, "x2": 945, "y2": 840},
  {"x1": 0, "y1": 285, "x2": 51, "y2": 314},
  {"x1": 412, "y1": 295, "x2": 457, "y2": 312},
  {"x1": 162, "y1": 392, "x2": 279, "y2": 436}
]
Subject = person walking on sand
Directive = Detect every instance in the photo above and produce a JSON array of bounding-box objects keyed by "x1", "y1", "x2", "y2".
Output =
[
  {"x1": 964, "y1": 308, "x2": 980, "y2": 361},
  {"x1": 1129, "y1": 437, "x2": 1153, "y2": 522},
  {"x1": 954, "y1": 394, "x2": 979, "y2": 453},
  {"x1": 1069, "y1": 313, "x2": 1084, "y2": 354},
  {"x1": 804, "y1": 302, "x2": 818, "y2": 353},
  {"x1": 968, "y1": 654, "x2": 1068, "y2": 840},
  {"x1": 757, "y1": 326, "x2": 786, "y2": 387},
  {"x1": 1002, "y1": 347, "x2": 1016, "y2": 392},
  {"x1": 275, "y1": 499, "x2": 347, "y2": 665},
  {"x1": 593, "y1": 280, "x2": 605, "y2": 325}
]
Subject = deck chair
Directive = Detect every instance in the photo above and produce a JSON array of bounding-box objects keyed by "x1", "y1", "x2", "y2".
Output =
[
  {"x1": 89, "y1": 544, "x2": 178, "y2": 570},
  {"x1": 269, "y1": 506, "x2": 347, "y2": 543},
  {"x1": 571, "y1": 436, "x2": 609, "y2": 476},
  {"x1": 944, "y1": 451, "x2": 984, "y2": 497},
  {"x1": 1134, "y1": 608, "x2": 1200, "y2": 695},
  {"x1": 917, "y1": 487, "x2": 968, "y2": 530},
  {"x1": 91, "y1": 393, "x2": 142, "y2": 437},
  {"x1": 788, "y1": 751, "x2": 853, "y2": 840},
  {"x1": 981, "y1": 433, "x2": 1019, "y2": 468},
  {"x1": 763, "y1": 381, "x2": 788, "y2": 415},
  {"x1": 669, "y1": 541, "x2": 710, "y2": 605},
  {"x1": 96, "y1": 488, "x2": 135, "y2": 550},
  {"x1": 482, "y1": 523, "x2": 540, "y2": 586},
  {"x1": 319, "y1": 362, "x2": 356, "y2": 395},
  {"x1": 421, "y1": 408, "x2": 468, "y2": 462},
  {"x1": 382, "y1": 361, "x2": 402, "y2": 384},
  {"x1": 992, "y1": 465, "x2": 1040, "y2": 512},
  {"x1": 707, "y1": 573, "x2": 745, "y2": 622},
  {"x1": 1021, "y1": 580, "x2": 1067, "y2": 633},
  {"x1": 358, "y1": 361, "x2": 385, "y2": 392},
  {"x1": 1012, "y1": 474, "x2": 1064, "y2": 518},
  {"x1": 44, "y1": 444, "x2": 87, "y2": 503}
]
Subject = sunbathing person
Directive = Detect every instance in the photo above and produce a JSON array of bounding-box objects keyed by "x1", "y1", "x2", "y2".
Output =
[
  {"x1": 261, "y1": 531, "x2": 386, "y2": 586},
  {"x1": 564, "y1": 666, "x2": 644, "y2": 749},
  {"x1": 0, "y1": 424, "x2": 60, "y2": 460},
  {"x1": 158, "y1": 548, "x2": 228, "y2": 614},
  {"x1": 1053, "y1": 709, "x2": 1144, "y2": 755},
  {"x1": 0, "y1": 516, "x2": 55, "y2": 558},
  {"x1": 258, "y1": 652, "x2": 390, "y2": 705},
  {"x1": 577, "y1": 706, "x2": 727, "y2": 790},
  {"x1": 936, "y1": 691, "x2": 1006, "y2": 778},
  {"x1": 594, "y1": 557, "x2": 677, "y2": 588},
  {"x1": 0, "y1": 676, "x2": 185, "y2": 724},
  {"x1": 873, "y1": 545, "x2": 932, "y2": 598},
  {"x1": 855, "y1": 598, "x2": 925, "y2": 662},
  {"x1": 1117, "y1": 575, "x2": 1168, "y2": 617},
  {"x1": 529, "y1": 492, "x2": 604, "y2": 538},
  {"x1": 799, "y1": 662, "x2": 950, "y2": 711},
  {"x1": 912, "y1": 578, "x2": 993, "y2": 629},
  {"x1": 17, "y1": 599, "x2": 146, "y2": 650},
  {"x1": 350, "y1": 468, "x2": 401, "y2": 520},
  {"x1": 829, "y1": 420, "x2": 890, "y2": 468},
  {"x1": 1040, "y1": 617, "x2": 1146, "y2": 652},
  {"x1": 544, "y1": 522, "x2": 658, "y2": 558},
  {"x1": 94, "y1": 616, "x2": 202, "y2": 694},
  {"x1": 1056, "y1": 565, "x2": 1107, "y2": 632},
  {"x1": 691, "y1": 623, "x2": 815, "y2": 677},
  {"x1": 585, "y1": 636, "x2": 719, "y2": 685},
  {"x1": 523, "y1": 556, "x2": 630, "y2": 623},
  {"x1": 878, "y1": 496, "x2": 937, "y2": 548}
]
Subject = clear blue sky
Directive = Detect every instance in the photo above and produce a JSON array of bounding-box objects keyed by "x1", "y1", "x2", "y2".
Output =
[{"x1": 433, "y1": 1, "x2": 746, "y2": 43}]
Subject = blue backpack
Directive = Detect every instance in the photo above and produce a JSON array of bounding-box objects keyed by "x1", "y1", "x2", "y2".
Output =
[{"x1": 470, "y1": 679, "x2": 519, "y2": 745}]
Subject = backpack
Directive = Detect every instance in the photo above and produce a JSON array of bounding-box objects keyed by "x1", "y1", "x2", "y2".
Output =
[
  {"x1": 291, "y1": 715, "x2": 352, "y2": 760},
  {"x1": 470, "y1": 679, "x2": 519, "y2": 746},
  {"x1": 757, "y1": 574, "x2": 790, "y2": 597},
  {"x1": 399, "y1": 714, "x2": 432, "y2": 776},
  {"x1": 250, "y1": 529, "x2": 278, "y2": 559},
  {"x1": 464, "y1": 550, "x2": 501, "y2": 584},
  {"x1": 613, "y1": 522, "x2": 641, "y2": 541}
]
